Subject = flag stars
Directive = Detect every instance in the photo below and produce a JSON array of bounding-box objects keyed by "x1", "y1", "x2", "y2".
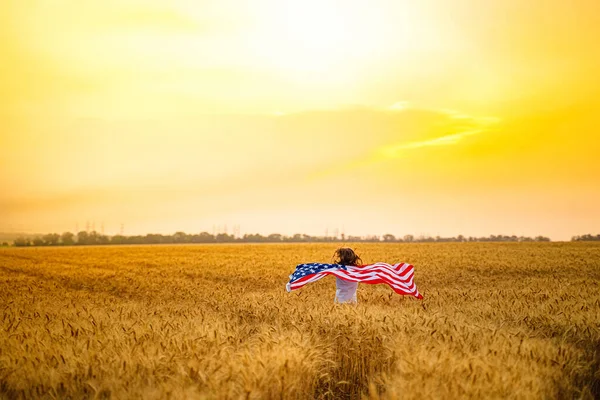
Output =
[{"x1": 287, "y1": 262, "x2": 422, "y2": 299}]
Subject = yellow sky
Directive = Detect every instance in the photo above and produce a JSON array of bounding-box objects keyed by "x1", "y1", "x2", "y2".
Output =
[{"x1": 1, "y1": 0, "x2": 599, "y2": 240}]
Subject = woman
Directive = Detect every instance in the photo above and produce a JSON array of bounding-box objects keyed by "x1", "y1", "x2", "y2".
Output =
[{"x1": 333, "y1": 247, "x2": 362, "y2": 304}]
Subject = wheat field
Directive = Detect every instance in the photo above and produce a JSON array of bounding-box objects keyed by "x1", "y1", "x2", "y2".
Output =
[{"x1": 1, "y1": 243, "x2": 599, "y2": 399}]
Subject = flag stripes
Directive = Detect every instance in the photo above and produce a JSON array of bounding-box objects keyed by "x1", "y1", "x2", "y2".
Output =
[{"x1": 286, "y1": 262, "x2": 423, "y2": 299}]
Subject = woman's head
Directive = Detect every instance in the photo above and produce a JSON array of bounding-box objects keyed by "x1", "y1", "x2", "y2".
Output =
[{"x1": 333, "y1": 247, "x2": 362, "y2": 266}]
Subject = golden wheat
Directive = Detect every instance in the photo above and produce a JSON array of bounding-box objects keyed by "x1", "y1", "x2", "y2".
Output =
[{"x1": 1, "y1": 243, "x2": 599, "y2": 399}]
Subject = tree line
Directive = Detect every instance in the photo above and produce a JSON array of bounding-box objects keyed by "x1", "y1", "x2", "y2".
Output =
[
  {"x1": 571, "y1": 234, "x2": 600, "y2": 241},
  {"x1": 7, "y1": 231, "x2": 558, "y2": 247}
]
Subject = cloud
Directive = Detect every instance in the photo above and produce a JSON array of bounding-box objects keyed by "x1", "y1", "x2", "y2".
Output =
[
  {"x1": 310, "y1": 106, "x2": 500, "y2": 178},
  {"x1": 378, "y1": 129, "x2": 484, "y2": 157}
]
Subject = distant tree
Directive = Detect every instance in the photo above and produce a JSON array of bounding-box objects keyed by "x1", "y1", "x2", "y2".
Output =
[
  {"x1": 1, "y1": 242, "x2": 8, "y2": 247},
  {"x1": 173, "y1": 231, "x2": 188, "y2": 243},
  {"x1": 32, "y1": 236, "x2": 44, "y2": 246},
  {"x1": 363, "y1": 235, "x2": 380, "y2": 242},
  {"x1": 87, "y1": 231, "x2": 101, "y2": 245},
  {"x1": 143, "y1": 234, "x2": 159, "y2": 244},
  {"x1": 43, "y1": 233, "x2": 60, "y2": 246},
  {"x1": 97, "y1": 234, "x2": 110, "y2": 245},
  {"x1": 196, "y1": 232, "x2": 215, "y2": 243},
  {"x1": 243, "y1": 233, "x2": 267, "y2": 242},
  {"x1": 61, "y1": 232, "x2": 75, "y2": 246},
  {"x1": 77, "y1": 231, "x2": 89, "y2": 245},
  {"x1": 13, "y1": 237, "x2": 30, "y2": 247},
  {"x1": 572, "y1": 234, "x2": 600, "y2": 241},
  {"x1": 302, "y1": 234, "x2": 313, "y2": 242},
  {"x1": 110, "y1": 235, "x2": 126, "y2": 245},
  {"x1": 416, "y1": 235, "x2": 433, "y2": 242},
  {"x1": 267, "y1": 233, "x2": 283, "y2": 242},
  {"x1": 403, "y1": 234, "x2": 414, "y2": 243},
  {"x1": 534, "y1": 236, "x2": 551, "y2": 242},
  {"x1": 128, "y1": 235, "x2": 145, "y2": 244},
  {"x1": 383, "y1": 234, "x2": 396, "y2": 242},
  {"x1": 215, "y1": 233, "x2": 234, "y2": 242}
]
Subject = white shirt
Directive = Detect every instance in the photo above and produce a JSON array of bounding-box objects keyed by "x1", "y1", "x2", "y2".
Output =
[{"x1": 335, "y1": 277, "x2": 358, "y2": 304}]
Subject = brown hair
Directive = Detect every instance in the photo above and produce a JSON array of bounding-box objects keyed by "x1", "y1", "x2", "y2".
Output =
[{"x1": 333, "y1": 247, "x2": 362, "y2": 266}]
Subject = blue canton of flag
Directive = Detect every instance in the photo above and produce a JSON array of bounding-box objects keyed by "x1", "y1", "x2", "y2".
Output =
[{"x1": 287, "y1": 263, "x2": 346, "y2": 292}]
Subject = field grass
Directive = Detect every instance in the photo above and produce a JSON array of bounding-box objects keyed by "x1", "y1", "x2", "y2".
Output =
[{"x1": 1, "y1": 243, "x2": 599, "y2": 399}]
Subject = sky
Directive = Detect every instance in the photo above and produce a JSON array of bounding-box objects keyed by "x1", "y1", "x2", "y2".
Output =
[{"x1": 1, "y1": 0, "x2": 599, "y2": 240}]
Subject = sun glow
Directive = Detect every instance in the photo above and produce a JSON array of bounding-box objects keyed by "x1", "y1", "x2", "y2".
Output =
[
  {"x1": 2, "y1": 0, "x2": 600, "y2": 239},
  {"x1": 244, "y1": 0, "x2": 428, "y2": 79}
]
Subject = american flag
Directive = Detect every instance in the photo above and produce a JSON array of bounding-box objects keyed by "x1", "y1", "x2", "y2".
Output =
[{"x1": 286, "y1": 262, "x2": 423, "y2": 299}]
